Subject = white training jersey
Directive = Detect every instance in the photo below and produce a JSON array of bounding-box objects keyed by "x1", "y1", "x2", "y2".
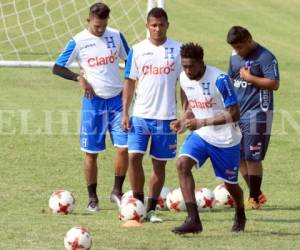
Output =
[
  {"x1": 125, "y1": 38, "x2": 182, "y2": 120},
  {"x1": 55, "y1": 27, "x2": 129, "y2": 99},
  {"x1": 180, "y1": 65, "x2": 242, "y2": 148}
]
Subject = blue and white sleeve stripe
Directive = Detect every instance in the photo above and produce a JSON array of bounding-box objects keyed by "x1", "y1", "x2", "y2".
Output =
[
  {"x1": 124, "y1": 48, "x2": 134, "y2": 79},
  {"x1": 55, "y1": 38, "x2": 76, "y2": 67},
  {"x1": 119, "y1": 32, "x2": 129, "y2": 55},
  {"x1": 215, "y1": 74, "x2": 238, "y2": 108}
]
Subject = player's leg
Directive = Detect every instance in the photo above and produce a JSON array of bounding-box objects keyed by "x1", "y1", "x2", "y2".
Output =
[
  {"x1": 147, "y1": 158, "x2": 166, "y2": 213},
  {"x1": 107, "y1": 94, "x2": 129, "y2": 205},
  {"x1": 128, "y1": 153, "x2": 145, "y2": 202},
  {"x1": 224, "y1": 182, "x2": 246, "y2": 232},
  {"x1": 127, "y1": 117, "x2": 150, "y2": 204},
  {"x1": 172, "y1": 133, "x2": 207, "y2": 234},
  {"x1": 84, "y1": 153, "x2": 100, "y2": 211},
  {"x1": 240, "y1": 160, "x2": 249, "y2": 188},
  {"x1": 80, "y1": 96, "x2": 107, "y2": 212},
  {"x1": 243, "y1": 119, "x2": 271, "y2": 208},
  {"x1": 239, "y1": 123, "x2": 250, "y2": 188},
  {"x1": 208, "y1": 142, "x2": 246, "y2": 232},
  {"x1": 246, "y1": 160, "x2": 267, "y2": 207},
  {"x1": 146, "y1": 120, "x2": 176, "y2": 222}
]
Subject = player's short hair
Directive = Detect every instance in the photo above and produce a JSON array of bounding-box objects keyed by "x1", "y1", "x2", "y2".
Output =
[
  {"x1": 147, "y1": 7, "x2": 168, "y2": 21},
  {"x1": 89, "y1": 2, "x2": 110, "y2": 19},
  {"x1": 227, "y1": 26, "x2": 252, "y2": 44},
  {"x1": 180, "y1": 43, "x2": 204, "y2": 61}
]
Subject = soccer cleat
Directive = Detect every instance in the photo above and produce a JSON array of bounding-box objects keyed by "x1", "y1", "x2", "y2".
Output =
[
  {"x1": 245, "y1": 197, "x2": 261, "y2": 209},
  {"x1": 144, "y1": 210, "x2": 163, "y2": 223},
  {"x1": 172, "y1": 217, "x2": 203, "y2": 235},
  {"x1": 258, "y1": 193, "x2": 267, "y2": 205},
  {"x1": 87, "y1": 197, "x2": 100, "y2": 212},
  {"x1": 110, "y1": 191, "x2": 123, "y2": 209},
  {"x1": 231, "y1": 212, "x2": 246, "y2": 232}
]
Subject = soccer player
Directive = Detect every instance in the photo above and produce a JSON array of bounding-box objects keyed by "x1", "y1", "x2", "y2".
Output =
[
  {"x1": 122, "y1": 8, "x2": 182, "y2": 222},
  {"x1": 227, "y1": 26, "x2": 280, "y2": 209},
  {"x1": 52, "y1": 2, "x2": 130, "y2": 212},
  {"x1": 171, "y1": 43, "x2": 246, "y2": 234}
]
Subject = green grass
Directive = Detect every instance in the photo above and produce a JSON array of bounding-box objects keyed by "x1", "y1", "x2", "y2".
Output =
[{"x1": 1, "y1": 0, "x2": 300, "y2": 249}]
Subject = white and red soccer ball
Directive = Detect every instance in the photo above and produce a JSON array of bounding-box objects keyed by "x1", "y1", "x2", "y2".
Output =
[
  {"x1": 213, "y1": 184, "x2": 235, "y2": 208},
  {"x1": 120, "y1": 190, "x2": 134, "y2": 206},
  {"x1": 195, "y1": 187, "x2": 214, "y2": 210},
  {"x1": 64, "y1": 227, "x2": 92, "y2": 250},
  {"x1": 166, "y1": 188, "x2": 186, "y2": 212},
  {"x1": 156, "y1": 187, "x2": 171, "y2": 211},
  {"x1": 119, "y1": 197, "x2": 146, "y2": 222},
  {"x1": 49, "y1": 190, "x2": 75, "y2": 214}
]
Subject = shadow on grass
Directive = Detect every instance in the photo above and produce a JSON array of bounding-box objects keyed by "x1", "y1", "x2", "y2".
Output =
[
  {"x1": 249, "y1": 230, "x2": 300, "y2": 236},
  {"x1": 260, "y1": 205, "x2": 300, "y2": 211}
]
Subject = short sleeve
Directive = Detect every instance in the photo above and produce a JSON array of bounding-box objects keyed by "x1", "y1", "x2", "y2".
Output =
[
  {"x1": 215, "y1": 74, "x2": 238, "y2": 108},
  {"x1": 119, "y1": 32, "x2": 129, "y2": 61},
  {"x1": 124, "y1": 48, "x2": 138, "y2": 80},
  {"x1": 55, "y1": 38, "x2": 77, "y2": 67}
]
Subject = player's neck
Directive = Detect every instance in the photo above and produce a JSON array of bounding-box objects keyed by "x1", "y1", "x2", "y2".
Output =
[
  {"x1": 149, "y1": 37, "x2": 167, "y2": 46},
  {"x1": 194, "y1": 65, "x2": 206, "y2": 81}
]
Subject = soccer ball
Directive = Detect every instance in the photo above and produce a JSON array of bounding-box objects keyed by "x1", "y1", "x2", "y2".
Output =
[
  {"x1": 49, "y1": 190, "x2": 75, "y2": 214},
  {"x1": 64, "y1": 227, "x2": 92, "y2": 250},
  {"x1": 119, "y1": 198, "x2": 146, "y2": 222},
  {"x1": 156, "y1": 187, "x2": 171, "y2": 211},
  {"x1": 166, "y1": 188, "x2": 186, "y2": 212},
  {"x1": 120, "y1": 190, "x2": 134, "y2": 206},
  {"x1": 213, "y1": 184, "x2": 235, "y2": 208},
  {"x1": 195, "y1": 187, "x2": 214, "y2": 210}
]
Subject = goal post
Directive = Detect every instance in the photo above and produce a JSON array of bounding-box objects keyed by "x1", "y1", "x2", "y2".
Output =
[{"x1": 0, "y1": 0, "x2": 165, "y2": 68}]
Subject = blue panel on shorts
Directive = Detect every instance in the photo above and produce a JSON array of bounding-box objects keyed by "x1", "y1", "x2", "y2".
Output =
[
  {"x1": 128, "y1": 116, "x2": 177, "y2": 160},
  {"x1": 179, "y1": 132, "x2": 240, "y2": 183},
  {"x1": 80, "y1": 94, "x2": 127, "y2": 153}
]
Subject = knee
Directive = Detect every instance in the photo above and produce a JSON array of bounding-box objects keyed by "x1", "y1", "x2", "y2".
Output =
[
  {"x1": 86, "y1": 152, "x2": 98, "y2": 161},
  {"x1": 176, "y1": 158, "x2": 190, "y2": 176},
  {"x1": 117, "y1": 147, "x2": 128, "y2": 156},
  {"x1": 129, "y1": 153, "x2": 143, "y2": 168},
  {"x1": 225, "y1": 182, "x2": 242, "y2": 194}
]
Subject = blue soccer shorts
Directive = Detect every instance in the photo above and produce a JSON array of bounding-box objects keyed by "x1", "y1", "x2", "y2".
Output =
[
  {"x1": 239, "y1": 119, "x2": 272, "y2": 161},
  {"x1": 179, "y1": 132, "x2": 240, "y2": 184},
  {"x1": 127, "y1": 116, "x2": 177, "y2": 160},
  {"x1": 80, "y1": 94, "x2": 127, "y2": 153}
]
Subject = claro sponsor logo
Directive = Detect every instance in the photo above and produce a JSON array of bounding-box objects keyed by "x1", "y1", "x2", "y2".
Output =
[
  {"x1": 87, "y1": 50, "x2": 118, "y2": 67},
  {"x1": 142, "y1": 62, "x2": 175, "y2": 75},
  {"x1": 189, "y1": 97, "x2": 216, "y2": 109},
  {"x1": 233, "y1": 79, "x2": 252, "y2": 88}
]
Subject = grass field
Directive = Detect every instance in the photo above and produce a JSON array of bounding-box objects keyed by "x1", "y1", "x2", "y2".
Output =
[{"x1": 1, "y1": 0, "x2": 300, "y2": 249}]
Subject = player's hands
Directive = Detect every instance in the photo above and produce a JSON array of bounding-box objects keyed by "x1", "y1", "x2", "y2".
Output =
[
  {"x1": 185, "y1": 118, "x2": 205, "y2": 131},
  {"x1": 170, "y1": 119, "x2": 186, "y2": 134},
  {"x1": 122, "y1": 114, "x2": 131, "y2": 131},
  {"x1": 240, "y1": 67, "x2": 251, "y2": 81},
  {"x1": 78, "y1": 76, "x2": 95, "y2": 99}
]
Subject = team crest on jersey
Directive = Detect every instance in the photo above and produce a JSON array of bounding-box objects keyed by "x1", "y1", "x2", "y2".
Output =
[
  {"x1": 164, "y1": 47, "x2": 175, "y2": 59},
  {"x1": 200, "y1": 82, "x2": 211, "y2": 95},
  {"x1": 104, "y1": 36, "x2": 116, "y2": 48}
]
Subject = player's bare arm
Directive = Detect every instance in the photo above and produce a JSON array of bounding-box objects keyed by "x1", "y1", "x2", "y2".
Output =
[
  {"x1": 78, "y1": 75, "x2": 95, "y2": 99},
  {"x1": 122, "y1": 78, "x2": 136, "y2": 130},
  {"x1": 170, "y1": 105, "x2": 195, "y2": 134},
  {"x1": 240, "y1": 67, "x2": 279, "y2": 90},
  {"x1": 53, "y1": 64, "x2": 95, "y2": 99},
  {"x1": 185, "y1": 104, "x2": 240, "y2": 131}
]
